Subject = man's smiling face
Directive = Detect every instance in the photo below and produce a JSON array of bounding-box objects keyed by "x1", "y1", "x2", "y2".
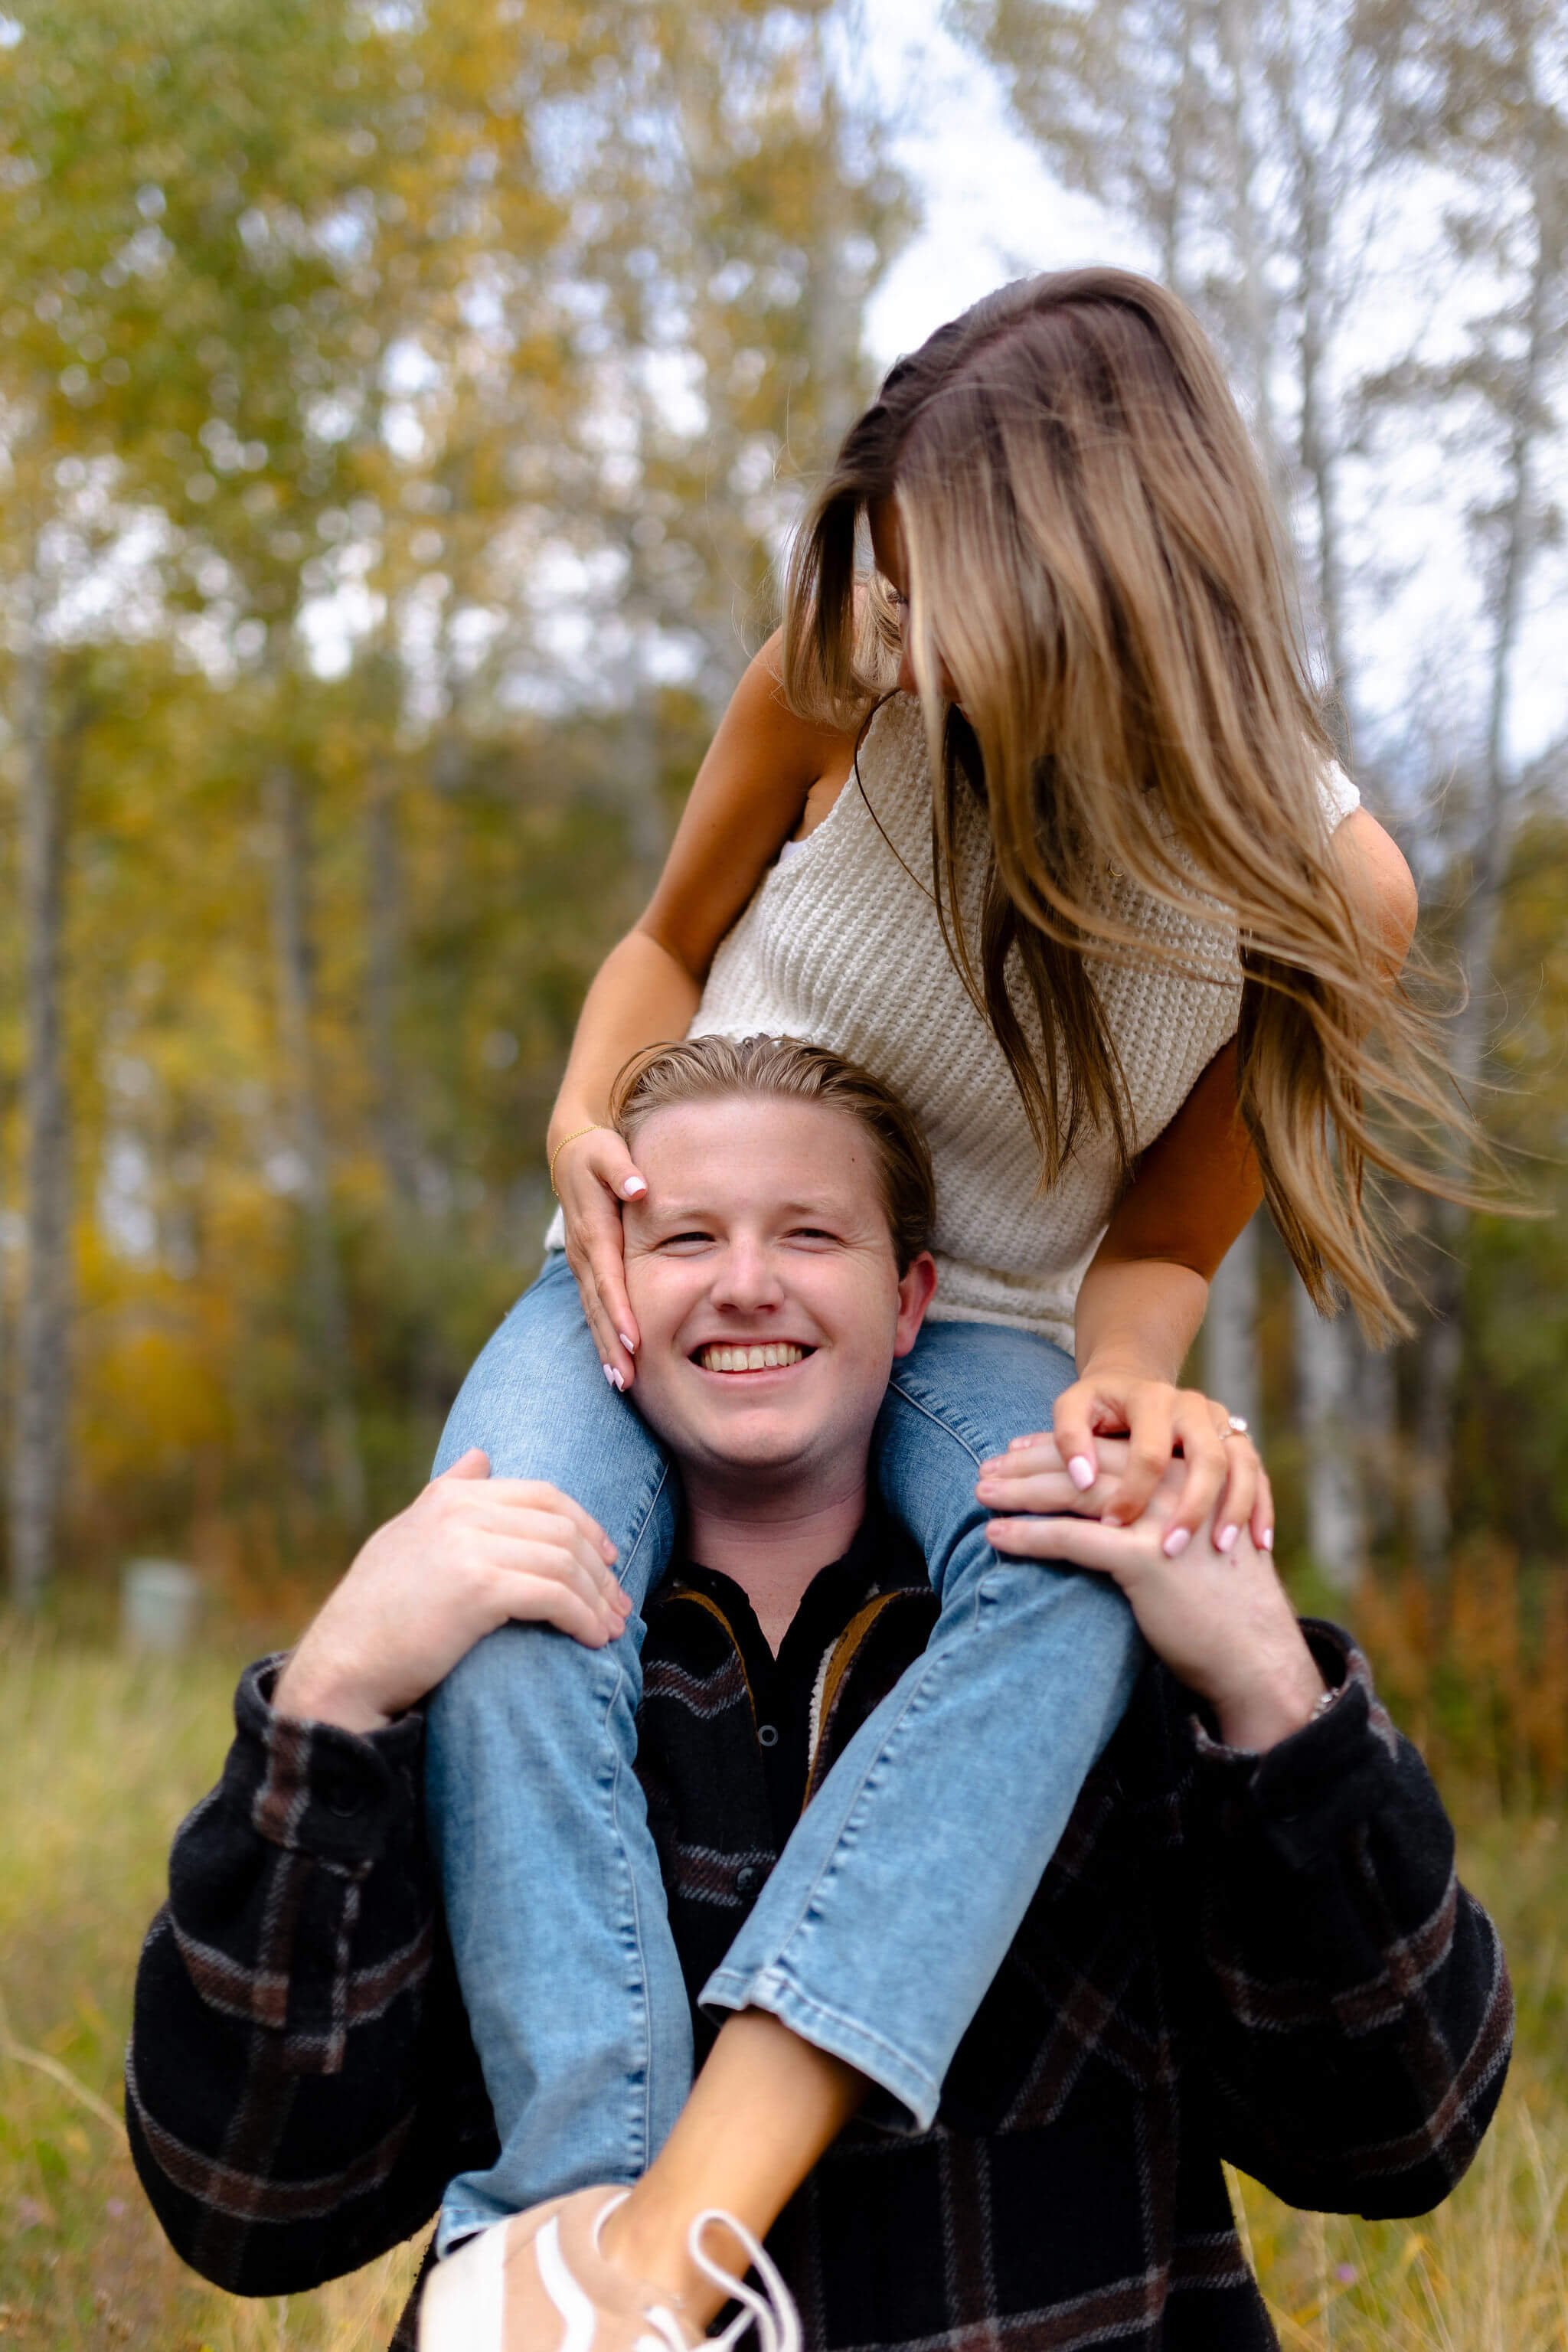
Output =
[{"x1": 621, "y1": 1094, "x2": 935, "y2": 1497}]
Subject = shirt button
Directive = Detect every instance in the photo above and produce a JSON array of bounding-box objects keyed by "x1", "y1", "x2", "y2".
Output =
[
  {"x1": 757, "y1": 1723, "x2": 779, "y2": 1749},
  {"x1": 735, "y1": 1865, "x2": 761, "y2": 1898}
]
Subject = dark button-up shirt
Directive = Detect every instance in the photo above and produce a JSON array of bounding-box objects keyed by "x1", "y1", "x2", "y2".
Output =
[{"x1": 126, "y1": 1517, "x2": 1512, "y2": 2351}]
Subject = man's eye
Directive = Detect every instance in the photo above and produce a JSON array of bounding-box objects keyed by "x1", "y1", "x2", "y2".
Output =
[{"x1": 787, "y1": 1227, "x2": 840, "y2": 1246}]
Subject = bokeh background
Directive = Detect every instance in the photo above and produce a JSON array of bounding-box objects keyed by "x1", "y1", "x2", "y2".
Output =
[{"x1": 3, "y1": 2, "x2": 1567, "y2": 2346}]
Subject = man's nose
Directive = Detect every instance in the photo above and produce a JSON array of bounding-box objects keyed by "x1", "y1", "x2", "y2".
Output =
[{"x1": 710, "y1": 1239, "x2": 783, "y2": 1311}]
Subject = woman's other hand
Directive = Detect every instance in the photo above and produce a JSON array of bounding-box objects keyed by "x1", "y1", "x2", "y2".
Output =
[
  {"x1": 554, "y1": 1125, "x2": 648, "y2": 1390},
  {"x1": 1034, "y1": 1371, "x2": 1272, "y2": 1555},
  {"x1": 977, "y1": 1440, "x2": 1321, "y2": 1750},
  {"x1": 273, "y1": 1450, "x2": 631, "y2": 1735}
]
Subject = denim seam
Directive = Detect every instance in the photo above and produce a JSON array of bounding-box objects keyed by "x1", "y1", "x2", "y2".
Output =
[
  {"x1": 618, "y1": 1457, "x2": 671, "y2": 1592},
  {"x1": 606, "y1": 1455, "x2": 671, "y2": 2171},
  {"x1": 710, "y1": 1375, "x2": 991, "y2": 2089},
  {"x1": 712, "y1": 1629, "x2": 962, "y2": 2073},
  {"x1": 884, "y1": 1374, "x2": 991, "y2": 1469}
]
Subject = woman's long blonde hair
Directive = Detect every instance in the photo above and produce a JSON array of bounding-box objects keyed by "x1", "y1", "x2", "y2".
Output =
[{"x1": 781, "y1": 265, "x2": 1475, "y2": 1342}]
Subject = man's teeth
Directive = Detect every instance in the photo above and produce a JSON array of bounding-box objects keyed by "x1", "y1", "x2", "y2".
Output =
[{"x1": 697, "y1": 1342, "x2": 806, "y2": 1373}]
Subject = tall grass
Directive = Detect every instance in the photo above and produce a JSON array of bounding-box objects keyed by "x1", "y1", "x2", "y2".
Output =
[{"x1": 2, "y1": 1619, "x2": 1564, "y2": 2350}]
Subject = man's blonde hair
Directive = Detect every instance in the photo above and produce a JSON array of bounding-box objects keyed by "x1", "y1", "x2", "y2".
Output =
[{"x1": 608, "y1": 1034, "x2": 936, "y2": 1273}]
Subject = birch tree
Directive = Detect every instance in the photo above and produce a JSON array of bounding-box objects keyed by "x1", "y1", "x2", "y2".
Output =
[
  {"x1": 6, "y1": 547, "x2": 80, "y2": 1610},
  {"x1": 0, "y1": 0, "x2": 190, "y2": 1603},
  {"x1": 1374, "y1": 0, "x2": 1568, "y2": 1572}
]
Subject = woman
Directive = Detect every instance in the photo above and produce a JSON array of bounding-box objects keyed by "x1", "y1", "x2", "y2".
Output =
[{"x1": 420, "y1": 268, "x2": 1430, "y2": 2319}]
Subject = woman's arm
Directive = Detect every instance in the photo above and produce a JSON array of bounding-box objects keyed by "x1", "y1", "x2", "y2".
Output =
[
  {"x1": 1048, "y1": 809, "x2": 1419, "y2": 1548},
  {"x1": 549, "y1": 632, "x2": 859, "y2": 1382},
  {"x1": 1044, "y1": 1040, "x2": 1268, "y2": 1549}
]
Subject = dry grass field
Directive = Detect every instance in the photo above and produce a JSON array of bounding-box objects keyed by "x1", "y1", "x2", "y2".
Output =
[{"x1": 2, "y1": 1625, "x2": 1563, "y2": 2352}]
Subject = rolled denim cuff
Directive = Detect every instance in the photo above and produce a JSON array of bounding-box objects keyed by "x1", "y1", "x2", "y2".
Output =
[{"x1": 701, "y1": 1960, "x2": 940, "y2": 2135}]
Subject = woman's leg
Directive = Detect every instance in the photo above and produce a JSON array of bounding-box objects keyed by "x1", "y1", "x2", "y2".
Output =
[
  {"x1": 699, "y1": 1316, "x2": 1142, "y2": 2133},
  {"x1": 423, "y1": 1256, "x2": 689, "y2": 2252}
]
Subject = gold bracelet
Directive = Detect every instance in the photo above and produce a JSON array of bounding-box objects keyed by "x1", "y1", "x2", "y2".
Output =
[{"x1": 549, "y1": 1123, "x2": 605, "y2": 1197}]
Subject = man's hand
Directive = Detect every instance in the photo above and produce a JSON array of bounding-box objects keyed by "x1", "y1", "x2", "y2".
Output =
[
  {"x1": 976, "y1": 1437, "x2": 1324, "y2": 1751},
  {"x1": 273, "y1": 1450, "x2": 632, "y2": 1735}
]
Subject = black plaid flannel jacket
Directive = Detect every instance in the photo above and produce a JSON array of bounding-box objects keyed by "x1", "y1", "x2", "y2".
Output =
[{"x1": 127, "y1": 1530, "x2": 1512, "y2": 2352}]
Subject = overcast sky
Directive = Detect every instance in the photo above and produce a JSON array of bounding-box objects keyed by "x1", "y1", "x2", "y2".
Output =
[{"x1": 857, "y1": 0, "x2": 1144, "y2": 367}]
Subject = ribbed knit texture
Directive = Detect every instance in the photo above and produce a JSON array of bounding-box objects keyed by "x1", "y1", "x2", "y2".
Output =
[
  {"x1": 697, "y1": 697, "x2": 1357, "y2": 1349},
  {"x1": 547, "y1": 695, "x2": 1359, "y2": 1351}
]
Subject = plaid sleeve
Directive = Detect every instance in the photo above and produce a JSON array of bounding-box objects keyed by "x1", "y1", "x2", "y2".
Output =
[
  {"x1": 1174, "y1": 1624, "x2": 1513, "y2": 2220},
  {"x1": 126, "y1": 1658, "x2": 495, "y2": 2297}
]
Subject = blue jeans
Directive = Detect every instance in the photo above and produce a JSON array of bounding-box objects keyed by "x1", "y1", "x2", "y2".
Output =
[{"x1": 426, "y1": 1256, "x2": 1138, "y2": 2249}]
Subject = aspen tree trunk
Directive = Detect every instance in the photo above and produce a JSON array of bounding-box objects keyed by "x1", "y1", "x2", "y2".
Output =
[
  {"x1": 364, "y1": 762, "x2": 419, "y2": 1207},
  {"x1": 1411, "y1": 137, "x2": 1553, "y2": 1579},
  {"x1": 805, "y1": 78, "x2": 862, "y2": 456},
  {"x1": 1204, "y1": 1214, "x2": 1263, "y2": 1442},
  {"x1": 1215, "y1": 0, "x2": 1286, "y2": 504},
  {"x1": 266, "y1": 763, "x2": 365, "y2": 1527},
  {"x1": 1282, "y1": 75, "x2": 1369, "y2": 1584},
  {"x1": 617, "y1": 684, "x2": 667, "y2": 873},
  {"x1": 1355, "y1": 1324, "x2": 1400, "y2": 1544},
  {"x1": 8, "y1": 592, "x2": 73, "y2": 1612},
  {"x1": 1291, "y1": 1280, "x2": 1364, "y2": 1593},
  {"x1": 1155, "y1": 11, "x2": 1197, "y2": 297}
]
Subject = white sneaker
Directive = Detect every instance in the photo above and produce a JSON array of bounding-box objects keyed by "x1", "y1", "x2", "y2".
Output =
[{"x1": 419, "y1": 2184, "x2": 800, "y2": 2352}]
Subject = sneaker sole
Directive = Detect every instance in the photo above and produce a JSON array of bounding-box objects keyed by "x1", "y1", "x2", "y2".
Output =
[{"x1": 419, "y1": 2218, "x2": 507, "y2": 2351}]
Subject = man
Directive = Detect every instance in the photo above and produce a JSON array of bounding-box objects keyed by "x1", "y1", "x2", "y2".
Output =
[{"x1": 127, "y1": 1039, "x2": 1511, "y2": 2352}]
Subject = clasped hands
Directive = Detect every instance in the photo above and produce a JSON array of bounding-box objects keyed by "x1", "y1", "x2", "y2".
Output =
[{"x1": 976, "y1": 1433, "x2": 1326, "y2": 1753}]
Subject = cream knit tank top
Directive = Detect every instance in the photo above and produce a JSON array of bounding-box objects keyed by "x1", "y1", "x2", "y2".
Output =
[{"x1": 552, "y1": 694, "x2": 1359, "y2": 1354}]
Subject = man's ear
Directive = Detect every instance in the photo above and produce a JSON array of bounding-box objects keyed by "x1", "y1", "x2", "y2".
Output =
[{"x1": 892, "y1": 1252, "x2": 938, "y2": 1357}]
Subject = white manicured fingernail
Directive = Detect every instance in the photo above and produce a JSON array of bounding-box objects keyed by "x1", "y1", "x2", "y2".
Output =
[
  {"x1": 1216, "y1": 1524, "x2": 1238, "y2": 1554},
  {"x1": 1260, "y1": 1527, "x2": 1275, "y2": 1551},
  {"x1": 1067, "y1": 1455, "x2": 1095, "y2": 1491},
  {"x1": 618, "y1": 1331, "x2": 635, "y2": 1353},
  {"x1": 610, "y1": 1367, "x2": 626, "y2": 1392},
  {"x1": 622, "y1": 1176, "x2": 646, "y2": 1199},
  {"x1": 1162, "y1": 1527, "x2": 1191, "y2": 1558},
  {"x1": 602, "y1": 1362, "x2": 616, "y2": 1385}
]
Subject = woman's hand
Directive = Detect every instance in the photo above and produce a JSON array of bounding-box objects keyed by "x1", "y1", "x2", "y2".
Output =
[
  {"x1": 1023, "y1": 1369, "x2": 1273, "y2": 1556},
  {"x1": 554, "y1": 1125, "x2": 649, "y2": 1390},
  {"x1": 273, "y1": 1450, "x2": 632, "y2": 1735},
  {"x1": 977, "y1": 1440, "x2": 1321, "y2": 1750}
]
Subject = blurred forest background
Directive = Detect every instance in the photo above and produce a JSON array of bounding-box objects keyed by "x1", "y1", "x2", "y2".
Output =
[
  {"x1": 3, "y1": 0, "x2": 1567, "y2": 1687},
  {"x1": 5, "y1": 3, "x2": 1568, "y2": 2347},
  {"x1": 0, "y1": 0, "x2": 1560, "y2": 1730}
]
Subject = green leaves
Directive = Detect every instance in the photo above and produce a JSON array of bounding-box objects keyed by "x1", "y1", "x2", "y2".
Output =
[{"x1": 0, "y1": 0, "x2": 910, "y2": 1583}]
